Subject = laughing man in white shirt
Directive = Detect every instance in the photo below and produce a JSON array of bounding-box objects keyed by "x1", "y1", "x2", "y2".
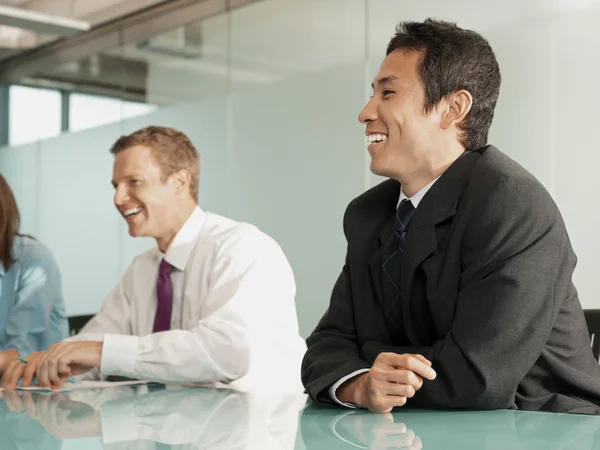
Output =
[{"x1": 1, "y1": 126, "x2": 306, "y2": 393}]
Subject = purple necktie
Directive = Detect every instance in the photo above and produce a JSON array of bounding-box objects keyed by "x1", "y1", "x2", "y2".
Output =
[{"x1": 153, "y1": 259, "x2": 173, "y2": 333}]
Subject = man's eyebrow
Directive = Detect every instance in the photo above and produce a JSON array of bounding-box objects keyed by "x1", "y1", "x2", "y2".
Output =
[{"x1": 371, "y1": 76, "x2": 398, "y2": 90}]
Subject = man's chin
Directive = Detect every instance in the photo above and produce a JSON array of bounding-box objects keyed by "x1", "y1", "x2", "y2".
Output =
[
  {"x1": 369, "y1": 160, "x2": 388, "y2": 178},
  {"x1": 127, "y1": 225, "x2": 144, "y2": 237}
]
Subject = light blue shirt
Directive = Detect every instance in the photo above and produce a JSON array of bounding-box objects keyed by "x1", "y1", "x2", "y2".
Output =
[{"x1": 0, "y1": 235, "x2": 68, "y2": 356}]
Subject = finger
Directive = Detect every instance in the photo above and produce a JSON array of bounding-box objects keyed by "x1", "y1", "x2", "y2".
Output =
[
  {"x1": 388, "y1": 354, "x2": 436, "y2": 380},
  {"x1": 3, "y1": 361, "x2": 25, "y2": 390},
  {"x1": 52, "y1": 373, "x2": 70, "y2": 390},
  {"x1": 50, "y1": 347, "x2": 75, "y2": 388},
  {"x1": 39, "y1": 349, "x2": 61, "y2": 388},
  {"x1": 46, "y1": 354, "x2": 61, "y2": 387},
  {"x1": 1, "y1": 360, "x2": 14, "y2": 388},
  {"x1": 57, "y1": 359, "x2": 71, "y2": 375},
  {"x1": 369, "y1": 394, "x2": 407, "y2": 413},
  {"x1": 36, "y1": 357, "x2": 51, "y2": 388},
  {"x1": 0, "y1": 361, "x2": 11, "y2": 387},
  {"x1": 387, "y1": 369, "x2": 424, "y2": 390},
  {"x1": 411, "y1": 354, "x2": 432, "y2": 367},
  {"x1": 370, "y1": 365, "x2": 424, "y2": 391},
  {"x1": 22, "y1": 360, "x2": 39, "y2": 387},
  {"x1": 383, "y1": 382, "x2": 417, "y2": 398},
  {"x1": 385, "y1": 395, "x2": 408, "y2": 408},
  {"x1": 369, "y1": 404, "x2": 393, "y2": 414}
]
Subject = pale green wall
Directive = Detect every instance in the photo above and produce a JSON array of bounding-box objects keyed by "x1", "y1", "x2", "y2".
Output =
[{"x1": 2, "y1": 0, "x2": 600, "y2": 339}]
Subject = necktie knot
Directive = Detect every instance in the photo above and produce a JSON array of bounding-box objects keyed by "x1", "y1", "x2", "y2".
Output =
[
  {"x1": 395, "y1": 199, "x2": 415, "y2": 234},
  {"x1": 159, "y1": 259, "x2": 173, "y2": 277}
]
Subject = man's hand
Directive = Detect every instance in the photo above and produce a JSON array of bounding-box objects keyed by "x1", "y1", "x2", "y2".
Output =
[
  {"x1": 35, "y1": 341, "x2": 103, "y2": 389},
  {"x1": 1, "y1": 351, "x2": 45, "y2": 389},
  {"x1": 337, "y1": 352, "x2": 436, "y2": 413}
]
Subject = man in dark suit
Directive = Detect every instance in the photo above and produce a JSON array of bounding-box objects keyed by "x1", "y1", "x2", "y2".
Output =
[{"x1": 301, "y1": 19, "x2": 600, "y2": 414}]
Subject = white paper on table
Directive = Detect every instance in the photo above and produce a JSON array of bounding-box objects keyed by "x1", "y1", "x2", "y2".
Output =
[{"x1": 4, "y1": 379, "x2": 149, "y2": 392}]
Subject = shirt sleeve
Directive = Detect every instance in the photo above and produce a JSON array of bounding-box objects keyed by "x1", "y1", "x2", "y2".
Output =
[
  {"x1": 328, "y1": 369, "x2": 370, "y2": 408},
  {"x1": 3, "y1": 242, "x2": 68, "y2": 355}
]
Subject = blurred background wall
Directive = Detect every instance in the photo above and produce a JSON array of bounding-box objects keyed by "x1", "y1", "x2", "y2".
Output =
[{"x1": 1, "y1": 0, "x2": 598, "y2": 337}]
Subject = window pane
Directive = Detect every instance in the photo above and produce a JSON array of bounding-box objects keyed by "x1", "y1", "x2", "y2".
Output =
[
  {"x1": 9, "y1": 86, "x2": 62, "y2": 146},
  {"x1": 123, "y1": 101, "x2": 157, "y2": 120},
  {"x1": 69, "y1": 93, "x2": 156, "y2": 133},
  {"x1": 69, "y1": 94, "x2": 123, "y2": 132}
]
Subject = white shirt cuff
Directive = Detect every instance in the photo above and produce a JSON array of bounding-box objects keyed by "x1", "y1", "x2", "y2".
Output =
[
  {"x1": 329, "y1": 369, "x2": 370, "y2": 408},
  {"x1": 100, "y1": 334, "x2": 139, "y2": 377},
  {"x1": 100, "y1": 402, "x2": 138, "y2": 444}
]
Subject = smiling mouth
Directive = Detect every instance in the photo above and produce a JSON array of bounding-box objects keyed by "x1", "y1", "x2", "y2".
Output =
[
  {"x1": 366, "y1": 133, "x2": 388, "y2": 150},
  {"x1": 123, "y1": 207, "x2": 143, "y2": 218}
]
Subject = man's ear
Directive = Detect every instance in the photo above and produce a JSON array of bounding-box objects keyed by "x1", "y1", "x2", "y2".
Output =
[
  {"x1": 440, "y1": 90, "x2": 473, "y2": 130},
  {"x1": 171, "y1": 169, "x2": 192, "y2": 195}
]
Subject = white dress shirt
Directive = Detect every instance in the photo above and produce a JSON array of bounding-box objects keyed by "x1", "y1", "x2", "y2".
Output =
[
  {"x1": 73, "y1": 207, "x2": 307, "y2": 393},
  {"x1": 329, "y1": 177, "x2": 439, "y2": 407}
]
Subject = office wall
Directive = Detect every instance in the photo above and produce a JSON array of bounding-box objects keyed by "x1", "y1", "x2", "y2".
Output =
[
  {"x1": 0, "y1": 67, "x2": 368, "y2": 334},
  {"x1": 2, "y1": 0, "x2": 600, "y2": 337}
]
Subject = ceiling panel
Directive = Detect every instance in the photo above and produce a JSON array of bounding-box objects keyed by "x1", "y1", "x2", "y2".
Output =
[
  {"x1": 13, "y1": 0, "x2": 169, "y2": 24},
  {"x1": 0, "y1": 1, "x2": 30, "y2": 6},
  {"x1": 0, "y1": 0, "x2": 170, "y2": 56}
]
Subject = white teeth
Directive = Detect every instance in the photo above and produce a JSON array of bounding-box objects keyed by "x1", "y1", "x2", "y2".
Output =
[
  {"x1": 124, "y1": 208, "x2": 142, "y2": 217},
  {"x1": 366, "y1": 134, "x2": 388, "y2": 143}
]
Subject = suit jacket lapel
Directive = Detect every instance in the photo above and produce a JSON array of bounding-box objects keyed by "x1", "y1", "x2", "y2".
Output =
[
  {"x1": 401, "y1": 150, "x2": 482, "y2": 341},
  {"x1": 368, "y1": 182, "x2": 400, "y2": 307}
]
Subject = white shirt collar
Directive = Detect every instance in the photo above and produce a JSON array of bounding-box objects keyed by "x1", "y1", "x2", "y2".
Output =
[
  {"x1": 398, "y1": 177, "x2": 440, "y2": 209},
  {"x1": 161, "y1": 206, "x2": 207, "y2": 271}
]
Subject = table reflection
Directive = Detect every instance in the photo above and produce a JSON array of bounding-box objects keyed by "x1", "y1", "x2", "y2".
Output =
[
  {"x1": 5, "y1": 387, "x2": 600, "y2": 450},
  {"x1": 1, "y1": 385, "x2": 306, "y2": 449},
  {"x1": 0, "y1": 391, "x2": 62, "y2": 450},
  {"x1": 300, "y1": 405, "x2": 600, "y2": 450}
]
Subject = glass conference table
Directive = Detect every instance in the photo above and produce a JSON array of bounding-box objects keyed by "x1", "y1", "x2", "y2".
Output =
[{"x1": 1, "y1": 384, "x2": 600, "y2": 449}]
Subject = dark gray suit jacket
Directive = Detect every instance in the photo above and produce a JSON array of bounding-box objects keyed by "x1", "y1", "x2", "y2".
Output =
[{"x1": 301, "y1": 146, "x2": 600, "y2": 414}]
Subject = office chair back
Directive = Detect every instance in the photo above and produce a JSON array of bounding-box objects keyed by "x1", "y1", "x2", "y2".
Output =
[
  {"x1": 583, "y1": 309, "x2": 600, "y2": 362},
  {"x1": 68, "y1": 314, "x2": 94, "y2": 336}
]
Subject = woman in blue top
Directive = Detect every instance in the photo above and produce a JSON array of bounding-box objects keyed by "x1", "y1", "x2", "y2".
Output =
[{"x1": 0, "y1": 174, "x2": 68, "y2": 374}]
